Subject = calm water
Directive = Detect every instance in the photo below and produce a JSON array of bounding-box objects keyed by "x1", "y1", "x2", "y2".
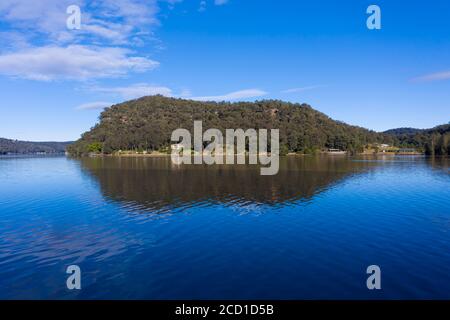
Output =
[{"x1": 0, "y1": 155, "x2": 449, "y2": 299}]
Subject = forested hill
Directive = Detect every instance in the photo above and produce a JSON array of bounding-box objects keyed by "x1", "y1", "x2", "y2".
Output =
[
  {"x1": 383, "y1": 128, "x2": 423, "y2": 135},
  {"x1": 384, "y1": 124, "x2": 450, "y2": 136},
  {"x1": 0, "y1": 138, "x2": 72, "y2": 155},
  {"x1": 383, "y1": 123, "x2": 450, "y2": 155},
  {"x1": 68, "y1": 95, "x2": 388, "y2": 155}
]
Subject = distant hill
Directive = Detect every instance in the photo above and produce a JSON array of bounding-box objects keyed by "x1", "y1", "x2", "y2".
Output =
[
  {"x1": 383, "y1": 127, "x2": 424, "y2": 135},
  {"x1": 384, "y1": 124, "x2": 450, "y2": 136},
  {"x1": 68, "y1": 95, "x2": 388, "y2": 155},
  {"x1": 384, "y1": 124, "x2": 450, "y2": 155},
  {"x1": 0, "y1": 138, "x2": 72, "y2": 155}
]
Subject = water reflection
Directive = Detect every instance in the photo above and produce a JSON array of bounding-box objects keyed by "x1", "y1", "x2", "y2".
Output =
[
  {"x1": 1, "y1": 155, "x2": 449, "y2": 299},
  {"x1": 78, "y1": 155, "x2": 381, "y2": 213},
  {"x1": 426, "y1": 156, "x2": 450, "y2": 173}
]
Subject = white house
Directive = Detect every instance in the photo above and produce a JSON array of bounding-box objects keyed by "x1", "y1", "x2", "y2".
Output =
[{"x1": 171, "y1": 144, "x2": 184, "y2": 152}]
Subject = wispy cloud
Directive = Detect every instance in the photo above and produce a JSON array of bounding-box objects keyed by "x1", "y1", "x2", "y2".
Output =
[
  {"x1": 91, "y1": 83, "x2": 173, "y2": 99},
  {"x1": 0, "y1": 45, "x2": 158, "y2": 81},
  {"x1": 78, "y1": 86, "x2": 266, "y2": 110},
  {"x1": 190, "y1": 89, "x2": 267, "y2": 101},
  {"x1": 199, "y1": 0, "x2": 228, "y2": 12},
  {"x1": 214, "y1": 0, "x2": 229, "y2": 5},
  {"x1": 76, "y1": 101, "x2": 113, "y2": 110},
  {"x1": 0, "y1": 0, "x2": 80, "y2": 40},
  {"x1": 0, "y1": 1, "x2": 179, "y2": 82},
  {"x1": 412, "y1": 70, "x2": 450, "y2": 82},
  {"x1": 0, "y1": 0, "x2": 160, "y2": 45},
  {"x1": 281, "y1": 85, "x2": 325, "y2": 94}
]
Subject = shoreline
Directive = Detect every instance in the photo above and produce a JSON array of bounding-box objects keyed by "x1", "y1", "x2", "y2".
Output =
[{"x1": 82, "y1": 151, "x2": 425, "y2": 158}]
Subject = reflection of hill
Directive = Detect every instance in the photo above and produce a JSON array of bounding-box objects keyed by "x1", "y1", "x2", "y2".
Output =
[{"x1": 78, "y1": 156, "x2": 377, "y2": 213}]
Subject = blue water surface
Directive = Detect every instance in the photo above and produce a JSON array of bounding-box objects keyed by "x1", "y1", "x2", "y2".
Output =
[{"x1": 0, "y1": 155, "x2": 449, "y2": 299}]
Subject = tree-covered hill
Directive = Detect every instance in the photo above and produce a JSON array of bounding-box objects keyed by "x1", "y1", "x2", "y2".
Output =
[
  {"x1": 0, "y1": 138, "x2": 72, "y2": 155},
  {"x1": 384, "y1": 123, "x2": 450, "y2": 155},
  {"x1": 383, "y1": 128, "x2": 423, "y2": 135},
  {"x1": 68, "y1": 95, "x2": 388, "y2": 155},
  {"x1": 66, "y1": 95, "x2": 450, "y2": 156}
]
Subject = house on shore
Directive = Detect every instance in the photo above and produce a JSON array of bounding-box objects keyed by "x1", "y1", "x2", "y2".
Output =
[
  {"x1": 171, "y1": 144, "x2": 184, "y2": 152},
  {"x1": 327, "y1": 148, "x2": 347, "y2": 154},
  {"x1": 397, "y1": 148, "x2": 418, "y2": 154}
]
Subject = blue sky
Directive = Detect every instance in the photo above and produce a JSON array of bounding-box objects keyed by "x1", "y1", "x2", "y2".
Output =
[{"x1": 0, "y1": 0, "x2": 449, "y2": 141}]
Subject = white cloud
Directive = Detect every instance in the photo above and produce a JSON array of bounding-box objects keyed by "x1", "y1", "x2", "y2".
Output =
[
  {"x1": 214, "y1": 0, "x2": 229, "y2": 5},
  {"x1": 78, "y1": 86, "x2": 266, "y2": 109},
  {"x1": 0, "y1": 1, "x2": 189, "y2": 82},
  {"x1": 412, "y1": 70, "x2": 450, "y2": 82},
  {"x1": 281, "y1": 85, "x2": 324, "y2": 94},
  {"x1": 200, "y1": 0, "x2": 227, "y2": 11},
  {"x1": 92, "y1": 83, "x2": 173, "y2": 99},
  {"x1": 83, "y1": 0, "x2": 160, "y2": 44},
  {"x1": 88, "y1": 86, "x2": 266, "y2": 102},
  {"x1": 0, "y1": 0, "x2": 161, "y2": 44},
  {"x1": 0, "y1": 45, "x2": 159, "y2": 81},
  {"x1": 0, "y1": 0, "x2": 81, "y2": 41},
  {"x1": 82, "y1": 23, "x2": 129, "y2": 42},
  {"x1": 76, "y1": 101, "x2": 113, "y2": 110},
  {"x1": 0, "y1": 1, "x2": 177, "y2": 82},
  {"x1": 190, "y1": 89, "x2": 267, "y2": 101}
]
